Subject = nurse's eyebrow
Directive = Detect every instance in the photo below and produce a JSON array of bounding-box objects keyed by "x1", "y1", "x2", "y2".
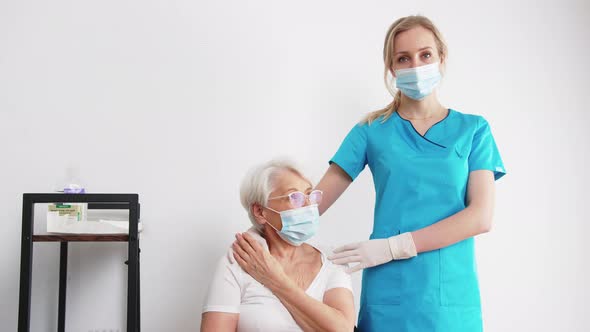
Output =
[{"x1": 394, "y1": 46, "x2": 433, "y2": 56}]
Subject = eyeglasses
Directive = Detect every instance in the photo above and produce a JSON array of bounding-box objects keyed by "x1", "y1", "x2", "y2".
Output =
[{"x1": 268, "y1": 190, "x2": 323, "y2": 208}]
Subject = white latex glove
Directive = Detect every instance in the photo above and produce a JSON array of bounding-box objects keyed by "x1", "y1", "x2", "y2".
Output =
[{"x1": 329, "y1": 232, "x2": 417, "y2": 273}]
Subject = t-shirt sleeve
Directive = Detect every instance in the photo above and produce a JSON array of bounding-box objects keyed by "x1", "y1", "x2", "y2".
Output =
[
  {"x1": 325, "y1": 263, "x2": 353, "y2": 292},
  {"x1": 329, "y1": 123, "x2": 369, "y2": 181},
  {"x1": 202, "y1": 253, "x2": 242, "y2": 314},
  {"x1": 469, "y1": 117, "x2": 506, "y2": 180}
]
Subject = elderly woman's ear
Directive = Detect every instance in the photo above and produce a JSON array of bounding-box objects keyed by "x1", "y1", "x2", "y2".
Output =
[{"x1": 251, "y1": 203, "x2": 267, "y2": 226}]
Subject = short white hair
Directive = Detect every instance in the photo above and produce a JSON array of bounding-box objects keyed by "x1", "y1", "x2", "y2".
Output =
[{"x1": 240, "y1": 158, "x2": 310, "y2": 230}]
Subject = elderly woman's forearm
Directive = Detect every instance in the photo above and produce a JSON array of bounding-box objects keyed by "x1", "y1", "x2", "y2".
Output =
[
  {"x1": 279, "y1": 301, "x2": 322, "y2": 332},
  {"x1": 279, "y1": 296, "x2": 353, "y2": 332},
  {"x1": 269, "y1": 280, "x2": 355, "y2": 332}
]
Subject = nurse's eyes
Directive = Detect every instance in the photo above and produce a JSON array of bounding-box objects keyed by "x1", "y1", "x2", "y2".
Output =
[{"x1": 396, "y1": 52, "x2": 433, "y2": 63}]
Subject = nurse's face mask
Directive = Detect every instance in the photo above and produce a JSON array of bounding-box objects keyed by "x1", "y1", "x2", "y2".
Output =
[
  {"x1": 394, "y1": 62, "x2": 442, "y2": 100},
  {"x1": 264, "y1": 190, "x2": 322, "y2": 246}
]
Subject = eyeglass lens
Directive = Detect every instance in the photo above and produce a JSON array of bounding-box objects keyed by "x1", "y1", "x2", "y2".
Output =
[{"x1": 289, "y1": 190, "x2": 323, "y2": 208}]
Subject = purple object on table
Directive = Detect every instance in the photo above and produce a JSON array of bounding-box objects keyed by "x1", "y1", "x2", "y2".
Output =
[{"x1": 63, "y1": 187, "x2": 85, "y2": 194}]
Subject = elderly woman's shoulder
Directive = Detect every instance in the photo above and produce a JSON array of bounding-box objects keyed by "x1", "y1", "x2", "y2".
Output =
[
  {"x1": 309, "y1": 243, "x2": 350, "y2": 270},
  {"x1": 306, "y1": 242, "x2": 332, "y2": 255}
]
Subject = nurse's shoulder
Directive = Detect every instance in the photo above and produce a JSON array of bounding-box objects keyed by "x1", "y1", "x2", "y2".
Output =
[
  {"x1": 442, "y1": 109, "x2": 498, "y2": 144},
  {"x1": 449, "y1": 109, "x2": 492, "y2": 130},
  {"x1": 348, "y1": 112, "x2": 396, "y2": 137}
]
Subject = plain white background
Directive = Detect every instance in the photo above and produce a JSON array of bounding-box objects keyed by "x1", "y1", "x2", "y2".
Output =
[{"x1": 1, "y1": 0, "x2": 588, "y2": 331}]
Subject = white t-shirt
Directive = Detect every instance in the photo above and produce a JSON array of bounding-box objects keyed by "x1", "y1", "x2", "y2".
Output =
[{"x1": 202, "y1": 229, "x2": 353, "y2": 332}]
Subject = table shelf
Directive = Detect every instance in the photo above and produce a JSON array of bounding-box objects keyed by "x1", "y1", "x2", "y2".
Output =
[{"x1": 32, "y1": 234, "x2": 130, "y2": 242}]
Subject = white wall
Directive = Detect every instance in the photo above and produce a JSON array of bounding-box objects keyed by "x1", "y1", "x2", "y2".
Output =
[{"x1": 1, "y1": 0, "x2": 588, "y2": 331}]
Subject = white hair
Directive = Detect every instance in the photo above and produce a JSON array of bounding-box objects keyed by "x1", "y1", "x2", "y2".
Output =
[{"x1": 239, "y1": 158, "x2": 310, "y2": 230}]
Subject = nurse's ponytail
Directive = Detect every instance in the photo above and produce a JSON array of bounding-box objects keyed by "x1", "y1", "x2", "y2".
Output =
[
  {"x1": 361, "y1": 15, "x2": 447, "y2": 125},
  {"x1": 363, "y1": 90, "x2": 402, "y2": 124}
]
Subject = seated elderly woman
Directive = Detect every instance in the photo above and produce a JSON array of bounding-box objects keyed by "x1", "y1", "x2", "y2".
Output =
[{"x1": 201, "y1": 159, "x2": 355, "y2": 332}]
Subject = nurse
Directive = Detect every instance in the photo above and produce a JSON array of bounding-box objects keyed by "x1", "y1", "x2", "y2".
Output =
[{"x1": 317, "y1": 15, "x2": 506, "y2": 331}]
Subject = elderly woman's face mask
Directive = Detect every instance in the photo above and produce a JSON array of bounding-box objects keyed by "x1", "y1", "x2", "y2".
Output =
[{"x1": 264, "y1": 204, "x2": 320, "y2": 246}]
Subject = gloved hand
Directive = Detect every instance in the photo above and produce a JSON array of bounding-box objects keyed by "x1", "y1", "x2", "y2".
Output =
[{"x1": 329, "y1": 232, "x2": 417, "y2": 273}]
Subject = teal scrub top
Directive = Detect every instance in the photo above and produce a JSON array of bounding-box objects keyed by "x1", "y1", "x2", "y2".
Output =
[{"x1": 330, "y1": 109, "x2": 505, "y2": 332}]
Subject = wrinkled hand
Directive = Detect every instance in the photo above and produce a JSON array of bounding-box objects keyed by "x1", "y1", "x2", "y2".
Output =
[
  {"x1": 328, "y1": 239, "x2": 393, "y2": 273},
  {"x1": 232, "y1": 232, "x2": 287, "y2": 288}
]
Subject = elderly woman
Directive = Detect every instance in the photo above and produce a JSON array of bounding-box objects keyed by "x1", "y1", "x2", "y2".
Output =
[{"x1": 201, "y1": 159, "x2": 355, "y2": 332}]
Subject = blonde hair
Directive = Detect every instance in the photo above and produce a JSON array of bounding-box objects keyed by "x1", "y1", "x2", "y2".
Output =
[{"x1": 362, "y1": 15, "x2": 448, "y2": 124}]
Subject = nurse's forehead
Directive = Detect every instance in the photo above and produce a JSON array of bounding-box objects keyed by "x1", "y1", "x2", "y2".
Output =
[{"x1": 393, "y1": 27, "x2": 437, "y2": 53}]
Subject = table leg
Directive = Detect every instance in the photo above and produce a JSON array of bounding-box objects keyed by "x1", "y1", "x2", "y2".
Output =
[
  {"x1": 18, "y1": 197, "x2": 34, "y2": 332},
  {"x1": 58, "y1": 242, "x2": 68, "y2": 332}
]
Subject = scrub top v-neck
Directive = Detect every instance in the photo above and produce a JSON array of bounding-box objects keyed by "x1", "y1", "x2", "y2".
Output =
[
  {"x1": 330, "y1": 109, "x2": 505, "y2": 332},
  {"x1": 395, "y1": 108, "x2": 450, "y2": 145}
]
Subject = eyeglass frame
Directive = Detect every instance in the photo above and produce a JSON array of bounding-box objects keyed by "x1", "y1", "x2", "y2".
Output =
[{"x1": 267, "y1": 189, "x2": 323, "y2": 208}]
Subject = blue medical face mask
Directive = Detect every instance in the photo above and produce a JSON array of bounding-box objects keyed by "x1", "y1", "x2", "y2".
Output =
[
  {"x1": 394, "y1": 62, "x2": 441, "y2": 100},
  {"x1": 265, "y1": 204, "x2": 320, "y2": 246}
]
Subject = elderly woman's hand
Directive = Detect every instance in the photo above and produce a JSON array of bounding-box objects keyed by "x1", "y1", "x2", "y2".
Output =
[{"x1": 232, "y1": 232, "x2": 288, "y2": 289}]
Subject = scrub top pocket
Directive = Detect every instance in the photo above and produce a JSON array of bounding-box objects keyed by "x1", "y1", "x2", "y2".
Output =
[
  {"x1": 363, "y1": 230, "x2": 402, "y2": 305},
  {"x1": 440, "y1": 238, "x2": 481, "y2": 307},
  {"x1": 362, "y1": 263, "x2": 402, "y2": 305}
]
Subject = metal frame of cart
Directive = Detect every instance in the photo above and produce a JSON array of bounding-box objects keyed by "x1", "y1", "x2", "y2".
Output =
[{"x1": 17, "y1": 193, "x2": 141, "y2": 332}]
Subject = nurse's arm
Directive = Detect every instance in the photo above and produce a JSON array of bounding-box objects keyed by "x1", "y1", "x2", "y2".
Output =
[
  {"x1": 411, "y1": 170, "x2": 495, "y2": 253},
  {"x1": 200, "y1": 312, "x2": 238, "y2": 332},
  {"x1": 315, "y1": 163, "x2": 353, "y2": 216}
]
